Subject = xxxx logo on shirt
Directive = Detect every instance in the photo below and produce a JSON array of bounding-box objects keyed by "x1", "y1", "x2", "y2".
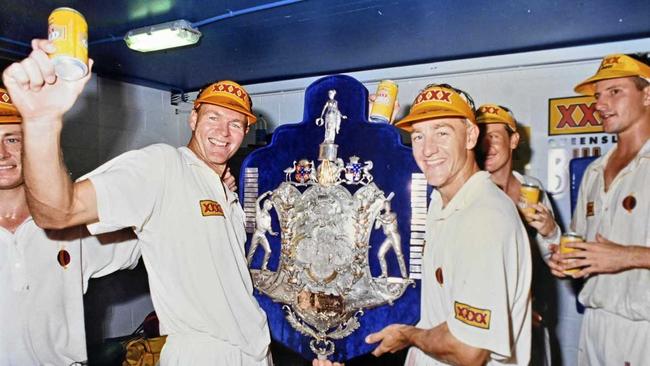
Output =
[
  {"x1": 454, "y1": 301, "x2": 491, "y2": 329},
  {"x1": 586, "y1": 202, "x2": 595, "y2": 217},
  {"x1": 200, "y1": 200, "x2": 224, "y2": 217}
]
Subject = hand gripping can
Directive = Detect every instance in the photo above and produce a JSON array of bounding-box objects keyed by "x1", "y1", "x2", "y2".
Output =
[
  {"x1": 518, "y1": 183, "x2": 541, "y2": 219},
  {"x1": 48, "y1": 7, "x2": 88, "y2": 81},
  {"x1": 559, "y1": 232, "x2": 584, "y2": 275},
  {"x1": 369, "y1": 80, "x2": 398, "y2": 123}
]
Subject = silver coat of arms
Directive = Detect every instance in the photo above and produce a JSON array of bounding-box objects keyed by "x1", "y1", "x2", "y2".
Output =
[{"x1": 247, "y1": 90, "x2": 413, "y2": 358}]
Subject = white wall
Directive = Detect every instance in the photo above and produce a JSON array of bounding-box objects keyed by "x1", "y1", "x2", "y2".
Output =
[{"x1": 63, "y1": 76, "x2": 184, "y2": 178}]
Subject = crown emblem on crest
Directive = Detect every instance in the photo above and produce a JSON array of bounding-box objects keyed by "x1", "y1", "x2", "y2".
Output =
[{"x1": 246, "y1": 89, "x2": 413, "y2": 358}]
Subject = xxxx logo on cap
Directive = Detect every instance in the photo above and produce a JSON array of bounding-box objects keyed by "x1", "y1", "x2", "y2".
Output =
[
  {"x1": 394, "y1": 84, "x2": 476, "y2": 132},
  {"x1": 194, "y1": 80, "x2": 257, "y2": 125},
  {"x1": 476, "y1": 104, "x2": 516, "y2": 132}
]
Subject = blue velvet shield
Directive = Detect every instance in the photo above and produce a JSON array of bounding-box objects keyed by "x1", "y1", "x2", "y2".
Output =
[{"x1": 240, "y1": 75, "x2": 422, "y2": 362}]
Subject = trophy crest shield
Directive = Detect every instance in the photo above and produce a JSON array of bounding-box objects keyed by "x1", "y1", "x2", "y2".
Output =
[
  {"x1": 240, "y1": 75, "x2": 426, "y2": 362},
  {"x1": 294, "y1": 159, "x2": 314, "y2": 184}
]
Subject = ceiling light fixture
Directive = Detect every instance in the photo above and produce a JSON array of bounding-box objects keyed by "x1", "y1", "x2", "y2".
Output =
[{"x1": 124, "y1": 19, "x2": 201, "y2": 52}]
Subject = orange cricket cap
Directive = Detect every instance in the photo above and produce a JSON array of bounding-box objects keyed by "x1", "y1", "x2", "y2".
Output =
[
  {"x1": 574, "y1": 54, "x2": 650, "y2": 95},
  {"x1": 476, "y1": 104, "x2": 516, "y2": 132},
  {"x1": 0, "y1": 88, "x2": 21, "y2": 124},
  {"x1": 193, "y1": 80, "x2": 257, "y2": 125},
  {"x1": 394, "y1": 84, "x2": 475, "y2": 132}
]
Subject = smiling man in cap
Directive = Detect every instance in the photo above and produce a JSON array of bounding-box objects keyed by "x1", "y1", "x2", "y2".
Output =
[
  {"x1": 365, "y1": 84, "x2": 532, "y2": 365},
  {"x1": 0, "y1": 87, "x2": 140, "y2": 365},
  {"x1": 548, "y1": 53, "x2": 650, "y2": 365},
  {"x1": 3, "y1": 39, "x2": 271, "y2": 365}
]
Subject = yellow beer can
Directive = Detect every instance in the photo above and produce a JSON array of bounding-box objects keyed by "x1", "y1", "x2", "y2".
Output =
[
  {"x1": 48, "y1": 7, "x2": 88, "y2": 81},
  {"x1": 370, "y1": 80, "x2": 398, "y2": 123},
  {"x1": 559, "y1": 232, "x2": 584, "y2": 275},
  {"x1": 518, "y1": 183, "x2": 541, "y2": 219}
]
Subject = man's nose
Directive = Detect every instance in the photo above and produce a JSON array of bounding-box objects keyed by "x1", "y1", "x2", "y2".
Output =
[{"x1": 0, "y1": 143, "x2": 9, "y2": 159}]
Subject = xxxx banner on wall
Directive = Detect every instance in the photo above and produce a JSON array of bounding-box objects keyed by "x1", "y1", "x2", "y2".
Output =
[{"x1": 548, "y1": 95, "x2": 603, "y2": 135}]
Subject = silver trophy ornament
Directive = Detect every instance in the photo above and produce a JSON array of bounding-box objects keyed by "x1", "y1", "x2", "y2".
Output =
[{"x1": 246, "y1": 90, "x2": 413, "y2": 358}]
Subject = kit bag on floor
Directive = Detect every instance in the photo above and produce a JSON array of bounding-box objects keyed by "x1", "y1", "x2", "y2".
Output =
[{"x1": 122, "y1": 311, "x2": 167, "y2": 366}]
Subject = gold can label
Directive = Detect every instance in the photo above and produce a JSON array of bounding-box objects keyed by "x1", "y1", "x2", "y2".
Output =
[
  {"x1": 560, "y1": 233, "x2": 584, "y2": 275},
  {"x1": 48, "y1": 7, "x2": 88, "y2": 80},
  {"x1": 518, "y1": 184, "x2": 541, "y2": 218},
  {"x1": 370, "y1": 80, "x2": 398, "y2": 123}
]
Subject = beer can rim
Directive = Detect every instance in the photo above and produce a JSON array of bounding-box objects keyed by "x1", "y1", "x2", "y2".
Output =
[
  {"x1": 51, "y1": 7, "x2": 87, "y2": 21},
  {"x1": 369, "y1": 115, "x2": 390, "y2": 122},
  {"x1": 562, "y1": 232, "x2": 583, "y2": 239},
  {"x1": 521, "y1": 183, "x2": 540, "y2": 189},
  {"x1": 379, "y1": 79, "x2": 398, "y2": 87},
  {"x1": 53, "y1": 57, "x2": 89, "y2": 81}
]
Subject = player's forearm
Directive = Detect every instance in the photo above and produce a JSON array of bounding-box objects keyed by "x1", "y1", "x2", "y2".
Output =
[
  {"x1": 624, "y1": 245, "x2": 650, "y2": 270},
  {"x1": 537, "y1": 225, "x2": 561, "y2": 262},
  {"x1": 22, "y1": 118, "x2": 76, "y2": 228},
  {"x1": 406, "y1": 323, "x2": 488, "y2": 366}
]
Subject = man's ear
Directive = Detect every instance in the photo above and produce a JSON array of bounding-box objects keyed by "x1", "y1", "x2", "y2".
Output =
[
  {"x1": 642, "y1": 84, "x2": 650, "y2": 107},
  {"x1": 189, "y1": 108, "x2": 199, "y2": 131},
  {"x1": 510, "y1": 130, "x2": 520, "y2": 150},
  {"x1": 466, "y1": 122, "x2": 479, "y2": 150}
]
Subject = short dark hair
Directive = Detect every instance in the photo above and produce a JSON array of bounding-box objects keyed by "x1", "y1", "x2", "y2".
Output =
[{"x1": 632, "y1": 76, "x2": 650, "y2": 91}]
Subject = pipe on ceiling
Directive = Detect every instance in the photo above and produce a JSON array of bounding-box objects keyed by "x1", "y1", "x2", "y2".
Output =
[
  {"x1": 0, "y1": 36, "x2": 30, "y2": 48},
  {"x1": 191, "y1": 0, "x2": 304, "y2": 28},
  {"x1": 0, "y1": 37, "x2": 30, "y2": 57},
  {"x1": 0, "y1": 46, "x2": 28, "y2": 57}
]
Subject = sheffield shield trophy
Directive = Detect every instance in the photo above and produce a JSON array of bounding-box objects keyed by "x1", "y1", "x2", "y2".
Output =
[{"x1": 246, "y1": 89, "x2": 413, "y2": 359}]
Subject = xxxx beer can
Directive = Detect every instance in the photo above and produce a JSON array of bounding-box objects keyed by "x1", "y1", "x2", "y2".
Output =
[
  {"x1": 560, "y1": 232, "x2": 584, "y2": 275},
  {"x1": 370, "y1": 80, "x2": 398, "y2": 123},
  {"x1": 48, "y1": 7, "x2": 88, "y2": 81},
  {"x1": 518, "y1": 183, "x2": 541, "y2": 219}
]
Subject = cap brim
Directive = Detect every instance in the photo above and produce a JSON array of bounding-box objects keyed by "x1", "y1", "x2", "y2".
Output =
[
  {"x1": 0, "y1": 116, "x2": 21, "y2": 124},
  {"x1": 574, "y1": 70, "x2": 640, "y2": 95},
  {"x1": 196, "y1": 98, "x2": 257, "y2": 125},
  {"x1": 476, "y1": 118, "x2": 516, "y2": 131}
]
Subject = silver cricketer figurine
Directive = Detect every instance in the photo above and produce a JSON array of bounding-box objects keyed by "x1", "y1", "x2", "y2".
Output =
[
  {"x1": 247, "y1": 191, "x2": 278, "y2": 270},
  {"x1": 375, "y1": 194, "x2": 407, "y2": 278}
]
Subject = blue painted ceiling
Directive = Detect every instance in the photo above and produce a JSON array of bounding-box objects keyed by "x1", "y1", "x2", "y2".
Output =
[{"x1": 1, "y1": 0, "x2": 648, "y2": 92}]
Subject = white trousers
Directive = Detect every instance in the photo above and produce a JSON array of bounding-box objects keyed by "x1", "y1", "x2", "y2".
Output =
[
  {"x1": 578, "y1": 308, "x2": 650, "y2": 366},
  {"x1": 160, "y1": 333, "x2": 272, "y2": 366}
]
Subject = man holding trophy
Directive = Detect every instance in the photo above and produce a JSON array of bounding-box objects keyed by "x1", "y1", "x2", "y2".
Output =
[{"x1": 365, "y1": 84, "x2": 532, "y2": 365}]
